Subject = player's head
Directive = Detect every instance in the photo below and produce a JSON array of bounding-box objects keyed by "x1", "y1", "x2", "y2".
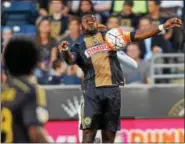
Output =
[
  {"x1": 3, "y1": 36, "x2": 39, "y2": 77},
  {"x1": 81, "y1": 12, "x2": 98, "y2": 35}
]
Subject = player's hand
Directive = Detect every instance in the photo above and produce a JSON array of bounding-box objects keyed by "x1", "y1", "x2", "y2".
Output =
[
  {"x1": 164, "y1": 17, "x2": 182, "y2": 30},
  {"x1": 58, "y1": 41, "x2": 69, "y2": 53}
]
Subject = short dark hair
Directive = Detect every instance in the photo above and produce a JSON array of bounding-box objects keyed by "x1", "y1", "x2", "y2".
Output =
[{"x1": 3, "y1": 36, "x2": 39, "y2": 76}]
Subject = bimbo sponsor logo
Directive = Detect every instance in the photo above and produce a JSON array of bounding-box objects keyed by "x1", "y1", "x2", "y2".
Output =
[
  {"x1": 119, "y1": 128, "x2": 184, "y2": 143},
  {"x1": 46, "y1": 119, "x2": 184, "y2": 143},
  {"x1": 85, "y1": 44, "x2": 109, "y2": 58}
]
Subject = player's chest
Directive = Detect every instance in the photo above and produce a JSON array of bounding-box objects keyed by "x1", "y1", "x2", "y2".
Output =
[{"x1": 82, "y1": 33, "x2": 110, "y2": 59}]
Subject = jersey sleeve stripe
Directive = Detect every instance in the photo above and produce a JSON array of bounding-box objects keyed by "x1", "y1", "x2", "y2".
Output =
[{"x1": 36, "y1": 86, "x2": 47, "y2": 106}]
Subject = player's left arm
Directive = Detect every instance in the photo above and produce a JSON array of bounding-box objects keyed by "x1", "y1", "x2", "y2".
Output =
[
  {"x1": 22, "y1": 87, "x2": 50, "y2": 143},
  {"x1": 132, "y1": 17, "x2": 182, "y2": 41}
]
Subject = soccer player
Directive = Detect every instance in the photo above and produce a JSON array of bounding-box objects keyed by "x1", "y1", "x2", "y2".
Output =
[
  {"x1": 58, "y1": 12, "x2": 182, "y2": 143},
  {"x1": 1, "y1": 37, "x2": 50, "y2": 143}
]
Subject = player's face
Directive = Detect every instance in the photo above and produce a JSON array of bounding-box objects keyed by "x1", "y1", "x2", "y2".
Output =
[{"x1": 81, "y1": 15, "x2": 98, "y2": 35}]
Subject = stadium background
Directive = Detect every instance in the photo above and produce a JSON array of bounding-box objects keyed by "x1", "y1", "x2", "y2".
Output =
[{"x1": 1, "y1": 0, "x2": 185, "y2": 143}]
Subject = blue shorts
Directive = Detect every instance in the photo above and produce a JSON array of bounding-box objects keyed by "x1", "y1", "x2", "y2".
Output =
[{"x1": 80, "y1": 85, "x2": 121, "y2": 132}]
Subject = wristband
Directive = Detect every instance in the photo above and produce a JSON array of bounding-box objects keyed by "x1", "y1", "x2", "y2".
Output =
[
  {"x1": 158, "y1": 24, "x2": 165, "y2": 31},
  {"x1": 61, "y1": 46, "x2": 69, "y2": 51}
]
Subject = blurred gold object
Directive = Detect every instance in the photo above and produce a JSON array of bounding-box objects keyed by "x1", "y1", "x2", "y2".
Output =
[{"x1": 168, "y1": 98, "x2": 184, "y2": 117}]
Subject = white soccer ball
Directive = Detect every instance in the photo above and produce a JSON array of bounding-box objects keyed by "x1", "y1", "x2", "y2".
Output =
[{"x1": 105, "y1": 28, "x2": 126, "y2": 51}]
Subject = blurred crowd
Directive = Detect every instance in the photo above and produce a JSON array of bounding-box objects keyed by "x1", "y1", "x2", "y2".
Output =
[{"x1": 1, "y1": 0, "x2": 185, "y2": 85}]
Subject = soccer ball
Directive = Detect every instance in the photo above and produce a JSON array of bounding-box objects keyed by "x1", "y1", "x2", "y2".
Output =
[{"x1": 105, "y1": 28, "x2": 126, "y2": 51}]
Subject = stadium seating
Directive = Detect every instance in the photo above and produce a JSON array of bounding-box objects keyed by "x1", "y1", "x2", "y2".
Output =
[
  {"x1": 2, "y1": 1, "x2": 38, "y2": 25},
  {"x1": 2, "y1": 25, "x2": 36, "y2": 36}
]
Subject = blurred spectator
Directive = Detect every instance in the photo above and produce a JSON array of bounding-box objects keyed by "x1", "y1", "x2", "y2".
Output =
[
  {"x1": 1, "y1": 27, "x2": 13, "y2": 53},
  {"x1": 36, "y1": 17, "x2": 58, "y2": 68},
  {"x1": 93, "y1": 1, "x2": 112, "y2": 12},
  {"x1": 92, "y1": 1, "x2": 112, "y2": 24},
  {"x1": 62, "y1": 16, "x2": 82, "y2": 47},
  {"x1": 68, "y1": 1, "x2": 80, "y2": 13},
  {"x1": 76, "y1": 0, "x2": 102, "y2": 23},
  {"x1": 123, "y1": 43, "x2": 151, "y2": 84},
  {"x1": 48, "y1": 59, "x2": 66, "y2": 85},
  {"x1": 138, "y1": 17, "x2": 170, "y2": 61},
  {"x1": 106, "y1": 15, "x2": 120, "y2": 30},
  {"x1": 34, "y1": 61, "x2": 50, "y2": 85},
  {"x1": 63, "y1": 65, "x2": 83, "y2": 85},
  {"x1": 1, "y1": 64, "x2": 7, "y2": 86},
  {"x1": 37, "y1": 0, "x2": 49, "y2": 17},
  {"x1": 117, "y1": 0, "x2": 138, "y2": 31},
  {"x1": 112, "y1": 0, "x2": 148, "y2": 15},
  {"x1": 147, "y1": 0, "x2": 167, "y2": 25},
  {"x1": 48, "y1": 0, "x2": 69, "y2": 41}
]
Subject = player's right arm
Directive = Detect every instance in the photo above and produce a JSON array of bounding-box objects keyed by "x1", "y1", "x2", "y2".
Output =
[
  {"x1": 133, "y1": 17, "x2": 182, "y2": 41},
  {"x1": 58, "y1": 41, "x2": 77, "y2": 65},
  {"x1": 22, "y1": 87, "x2": 50, "y2": 143},
  {"x1": 116, "y1": 17, "x2": 182, "y2": 46}
]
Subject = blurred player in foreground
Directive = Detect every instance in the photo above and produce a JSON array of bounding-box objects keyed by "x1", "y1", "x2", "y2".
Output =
[
  {"x1": 1, "y1": 37, "x2": 50, "y2": 143},
  {"x1": 58, "y1": 12, "x2": 182, "y2": 143}
]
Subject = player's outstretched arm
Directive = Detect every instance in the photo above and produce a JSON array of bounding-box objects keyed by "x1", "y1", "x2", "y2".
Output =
[
  {"x1": 133, "y1": 17, "x2": 182, "y2": 41},
  {"x1": 58, "y1": 41, "x2": 76, "y2": 64}
]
